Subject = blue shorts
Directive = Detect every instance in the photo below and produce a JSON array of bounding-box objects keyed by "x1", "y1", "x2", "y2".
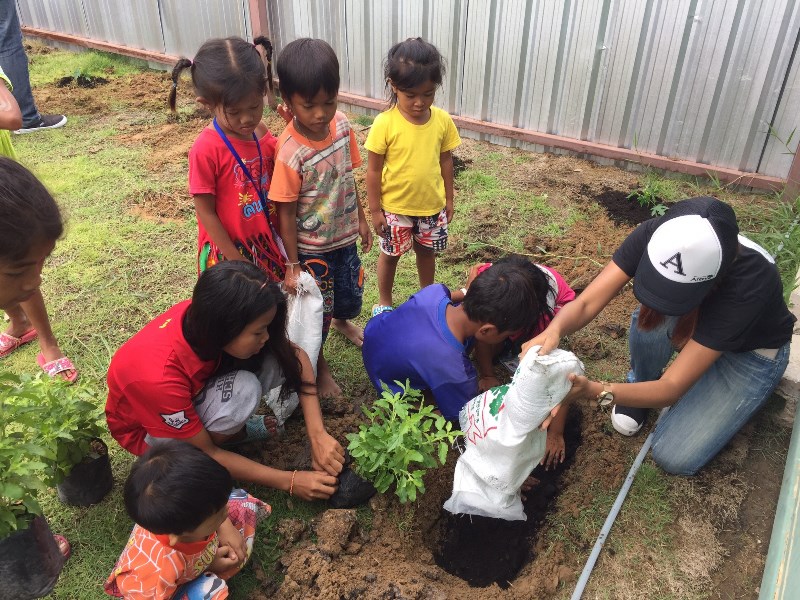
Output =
[{"x1": 299, "y1": 243, "x2": 364, "y2": 340}]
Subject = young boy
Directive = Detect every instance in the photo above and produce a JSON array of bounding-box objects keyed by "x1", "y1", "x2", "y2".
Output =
[
  {"x1": 362, "y1": 257, "x2": 540, "y2": 421},
  {"x1": 270, "y1": 38, "x2": 372, "y2": 399},
  {"x1": 104, "y1": 442, "x2": 269, "y2": 600}
]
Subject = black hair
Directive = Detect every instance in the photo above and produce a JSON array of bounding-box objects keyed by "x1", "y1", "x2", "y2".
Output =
[
  {"x1": 183, "y1": 261, "x2": 303, "y2": 398},
  {"x1": 0, "y1": 156, "x2": 62, "y2": 262},
  {"x1": 124, "y1": 442, "x2": 232, "y2": 535},
  {"x1": 384, "y1": 37, "x2": 445, "y2": 106},
  {"x1": 276, "y1": 38, "x2": 340, "y2": 102},
  {"x1": 169, "y1": 36, "x2": 274, "y2": 111},
  {"x1": 463, "y1": 256, "x2": 551, "y2": 334}
]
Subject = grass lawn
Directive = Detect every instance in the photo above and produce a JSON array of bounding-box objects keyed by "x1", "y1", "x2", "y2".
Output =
[{"x1": 2, "y1": 42, "x2": 799, "y2": 599}]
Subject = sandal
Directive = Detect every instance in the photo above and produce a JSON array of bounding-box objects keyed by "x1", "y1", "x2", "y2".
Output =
[
  {"x1": 37, "y1": 353, "x2": 79, "y2": 383},
  {"x1": 53, "y1": 534, "x2": 71, "y2": 560},
  {"x1": 222, "y1": 415, "x2": 282, "y2": 448},
  {"x1": 0, "y1": 329, "x2": 38, "y2": 358},
  {"x1": 371, "y1": 304, "x2": 393, "y2": 318}
]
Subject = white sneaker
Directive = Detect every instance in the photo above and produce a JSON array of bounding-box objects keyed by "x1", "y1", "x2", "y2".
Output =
[{"x1": 611, "y1": 404, "x2": 649, "y2": 436}]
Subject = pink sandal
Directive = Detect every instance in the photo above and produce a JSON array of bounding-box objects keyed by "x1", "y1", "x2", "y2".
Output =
[
  {"x1": 0, "y1": 329, "x2": 38, "y2": 358},
  {"x1": 37, "y1": 353, "x2": 79, "y2": 383}
]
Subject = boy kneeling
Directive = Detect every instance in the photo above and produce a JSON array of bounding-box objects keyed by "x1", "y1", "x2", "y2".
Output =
[{"x1": 105, "y1": 442, "x2": 269, "y2": 600}]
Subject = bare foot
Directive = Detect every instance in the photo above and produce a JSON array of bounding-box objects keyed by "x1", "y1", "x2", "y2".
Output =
[
  {"x1": 213, "y1": 415, "x2": 279, "y2": 445},
  {"x1": 331, "y1": 318, "x2": 364, "y2": 347},
  {"x1": 316, "y1": 357, "x2": 342, "y2": 399}
]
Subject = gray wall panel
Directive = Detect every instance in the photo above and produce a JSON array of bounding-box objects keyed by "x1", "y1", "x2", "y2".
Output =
[
  {"x1": 18, "y1": 0, "x2": 88, "y2": 36},
  {"x1": 160, "y1": 0, "x2": 250, "y2": 58},
  {"x1": 82, "y1": 0, "x2": 164, "y2": 53}
]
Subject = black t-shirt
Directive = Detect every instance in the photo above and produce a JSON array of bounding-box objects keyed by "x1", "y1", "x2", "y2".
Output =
[{"x1": 613, "y1": 221, "x2": 795, "y2": 352}]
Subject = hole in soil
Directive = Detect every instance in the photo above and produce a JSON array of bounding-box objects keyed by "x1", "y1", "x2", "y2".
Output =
[
  {"x1": 593, "y1": 187, "x2": 652, "y2": 226},
  {"x1": 57, "y1": 74, "x2": 109, "y2": 88},
  {"x1": 433, "y1": 409, "x2": 583, "y2": 588},
  {"x1": 452, "y1": 154, "x2": 472, "y2": 177}
]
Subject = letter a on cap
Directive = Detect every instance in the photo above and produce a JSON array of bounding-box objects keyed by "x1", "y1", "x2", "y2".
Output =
[{"x1": 659, "y1": 253, "x2": 685, "y2": 276}]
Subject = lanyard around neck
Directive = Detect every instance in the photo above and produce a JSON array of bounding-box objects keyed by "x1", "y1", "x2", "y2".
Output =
[{"x1": 212, "y1": 118, "x2": 266, "y2": 205}]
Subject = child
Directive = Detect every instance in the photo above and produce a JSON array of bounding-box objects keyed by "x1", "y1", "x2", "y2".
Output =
[
  {"x1": 365, "y1": 38, "x2": 461, "y2": 316},
  {"x1": 0, "y1": 156, "x2": 70, "y2": 558},
  {"x1": 105, "y1": 442, "x2": 270, "y2": 599},
  {"x1": 362, "y1": 256, "x2": 542, "y2": 421},
  {"x1": 106, "y1": 261, "x2": 344, "y2": 502},
  {"x1": 0, "y1": 66, "x2": 76, "y2": 382},
  {"x1": 452, "y1": 259, "x2": 576, "y2": 470},
  {"x1": 270, "y1": 38, "x2": 373, "y2": 398},
  {"x1": 170, "y1": 36, "x2": 285, "y2": 280}
]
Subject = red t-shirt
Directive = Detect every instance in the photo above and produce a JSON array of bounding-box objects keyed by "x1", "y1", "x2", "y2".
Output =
[
  {"x1": 105, "y1": 301, "x2": 218, "y2": 456},
  {"x1": 188, "y1": 127, "x2": 282, "y2": 278}
]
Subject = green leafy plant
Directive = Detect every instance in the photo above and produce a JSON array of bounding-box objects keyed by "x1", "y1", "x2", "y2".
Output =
[
  {"x1": 627, "y1": 171, "x2": 680, "y2": 216},
  {"x1": 0, "y1": 373, "x2": 105, "y2": 537},
  {"x1": 346, "y1": 381, "x2": 461, "y2": 503}
]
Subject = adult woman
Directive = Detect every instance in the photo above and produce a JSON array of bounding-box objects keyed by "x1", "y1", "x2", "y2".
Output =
[
  {"x1": 106, "y1": 261, "x2": 344, "y2": 500},
  {"x1": 524, "y1": 197, "x2": 794, "y2": 475}
]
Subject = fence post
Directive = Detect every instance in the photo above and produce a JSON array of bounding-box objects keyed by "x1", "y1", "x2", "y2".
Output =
[
  {"x1": 249, "y1": 0, "x2": 269, "y2": 40},
  {"x1": 781, "y1": 150, "x2": 800, "y2": 204}
]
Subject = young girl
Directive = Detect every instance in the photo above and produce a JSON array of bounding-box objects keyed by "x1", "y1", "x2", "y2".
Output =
[
  {"x1": 0, "y1": 66, "x2": 76, "y2": 382},
  {"x1": 169, "y1": 36, "x2": 286, "y2": 280},
  {"x1": 365, "y1": 38, "x2": 461, "y2": 316},
  {"x1": 0, "y1": 155, "x2": 71, "y2": 558},
  {"x1": 105, "y1": 261, "x2": 344, "y2": 501}
]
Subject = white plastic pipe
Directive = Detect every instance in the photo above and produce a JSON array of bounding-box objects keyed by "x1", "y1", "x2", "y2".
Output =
[{"x1": 571, "y1": 408, "x2": 668, "y2": 600}]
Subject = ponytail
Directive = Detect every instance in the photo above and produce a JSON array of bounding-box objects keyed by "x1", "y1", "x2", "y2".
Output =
[
  {"x1": 253, "y1": 35, "x2": 275, "y2": 94},
  {"x1": 168, "y1": 57, "x2": 193, "y2": 111}
]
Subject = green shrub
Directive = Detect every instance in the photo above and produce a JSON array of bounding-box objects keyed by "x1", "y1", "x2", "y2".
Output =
[{"x1": 346, "y1": 381, "x2": 461, "y2": 503}]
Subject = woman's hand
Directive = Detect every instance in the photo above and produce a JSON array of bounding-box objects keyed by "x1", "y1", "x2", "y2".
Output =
[
  {"x1": 310, "y1": 430, "x2": 345, "y2": 476},
  {"x1": 521, "y1": 327, "x2": 562, "y2": 358},
  {"x1": 478, "y1": 375, "x2": 500, "y2": 392},
  {"x1": 292, "y1": 470, "x2": 339, "y2": 501},
  {"x1": 215, "y1": 518, "x2": 246, "y2": 568}
]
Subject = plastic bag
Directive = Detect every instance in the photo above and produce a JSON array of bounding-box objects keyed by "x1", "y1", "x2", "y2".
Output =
[
  {"x1": 443, "y1": 347, "x2": 584, "y2": 521},
  {"x1": 265, "y1": 271, "x2": 323, "y2": 426}
]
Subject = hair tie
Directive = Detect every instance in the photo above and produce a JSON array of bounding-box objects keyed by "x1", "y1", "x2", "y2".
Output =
[
  {"x1": 259, "y1": 281, "x2": 268, "y2": 290},
  {"x1": 171, "y1": 80, "x2": 177, "y2": 89}
]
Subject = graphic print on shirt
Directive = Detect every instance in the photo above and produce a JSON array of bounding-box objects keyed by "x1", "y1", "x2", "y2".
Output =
[
  {"x1": 160, "y1": 410, "x2": 190, "y2": 429},
  {"x1": 232, "y1": 155, "x2": 273, "y2": 221}
]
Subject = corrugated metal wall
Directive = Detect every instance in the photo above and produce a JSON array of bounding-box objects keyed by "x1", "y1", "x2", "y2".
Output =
[{"x1": 16, "y1": 0, "x2": 800, "y2": 180}]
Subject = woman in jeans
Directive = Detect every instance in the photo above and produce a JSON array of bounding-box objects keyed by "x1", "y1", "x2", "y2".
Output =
[{"x1": 524, "y1": 197, "x2": 794, "y2": 475}]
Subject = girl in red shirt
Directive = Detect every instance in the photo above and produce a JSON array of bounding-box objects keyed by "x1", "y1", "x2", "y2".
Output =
[
  {"x1": 106, "y1": 261, "x2": 344, "y2": 501},
  {"x1": 169, "y1": 36, "x2": 287, "y2": 280}
]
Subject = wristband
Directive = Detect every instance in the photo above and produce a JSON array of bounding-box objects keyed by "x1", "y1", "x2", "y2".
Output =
[
  {"x1": 460, "y1": 287, "x2": 468, "y2": 297},
  {"x1": 289, "y1": 469, "x2": 297, "y2": 496}
]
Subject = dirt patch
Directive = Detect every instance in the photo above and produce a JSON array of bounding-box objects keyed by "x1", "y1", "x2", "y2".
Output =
[
  {"x1": 127, "y1": 189, "x2": 194, "y2": 223},
  {"x1": 593, "y1": 187, "x2": 652, "y2": 226},
  {"x1": 57, "y1": 74, "x2": 108, "y2": 88}
]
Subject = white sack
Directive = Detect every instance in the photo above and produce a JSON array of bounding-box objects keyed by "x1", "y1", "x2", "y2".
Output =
[
  {"x1": 443, "y1": 347, "x2": 584, "y2": 521},
  {"x1": 265, "y1": 271, "x2": 323, "y2": 426}
]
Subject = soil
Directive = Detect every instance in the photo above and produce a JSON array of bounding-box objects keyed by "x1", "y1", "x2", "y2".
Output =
[{"x1": 33, "y1": 63, "x2": 790, "y2": 599}]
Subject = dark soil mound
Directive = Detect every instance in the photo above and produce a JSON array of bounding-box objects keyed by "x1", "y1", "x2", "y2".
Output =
[
  {"x1": 594, "y1": 187, "x2": 652, "y2": 225},
  {"x1": 57, "y1": 74, "x2": 108, "y2": 88},
  {"x1": 434, "y1": 409, "x2": 582, "y2": 587}
]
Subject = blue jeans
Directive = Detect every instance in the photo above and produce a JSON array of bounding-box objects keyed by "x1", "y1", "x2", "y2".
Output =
[
  {"x1": 627, "y1": 306, "x2": 790, "y2": 475},
  {"x1": 0, "y1": 0, "x2": 40, "y2": 126}
]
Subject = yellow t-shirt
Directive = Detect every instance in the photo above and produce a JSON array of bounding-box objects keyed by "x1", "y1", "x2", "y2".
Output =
[
  {"x1": 364, "y1": 105, "x2": 460, "y2": 216},
  {"x1": 0, "y1": 67, "x2": 17, "y2": 160}
]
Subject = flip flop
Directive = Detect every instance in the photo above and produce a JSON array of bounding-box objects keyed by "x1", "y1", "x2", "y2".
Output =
[
  {"x1": 37, "y1": 353, "x2": 79, "y2": 383},
  {"x1": 53, "y1": 534, "x2": 71, "y2": 560},
  {"x1": 0, "y1": 329, "x2": 38, "y2": 358},
  {"x1": 222, "y1": 414, "x2": 283, "y2": 448}
]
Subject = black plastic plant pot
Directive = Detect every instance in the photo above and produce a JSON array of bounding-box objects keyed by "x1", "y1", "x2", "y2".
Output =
[
  {"x1": 57, "y1": 438, "x2": 113, "y2": 506},
  {"x1": 328, "y1": 454, "x2": 377, "y2": 509},
  {"x1": 0, "y1": 514, "x2": 66, "y2": 599}
]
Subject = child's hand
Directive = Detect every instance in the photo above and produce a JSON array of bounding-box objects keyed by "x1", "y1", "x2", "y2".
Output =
[
  {"x1": 209, "y1": 544, "x2": 240, "y2": 574},
  {"x1": 541, "y1": 429, "x2": 566, "y2": 470},
  {"x1": 291, "y1": 470, "x2": 339, "y2": 501},
  {"x1": 359, "y1": 218, "x2": 373, "y2": 253},
  {"x1": 310, "y1": 430, "x2": 345, "y2": 476},
  {"x1": 277, "y1": 103, "x2": 293, "y2": 124},
  {"x1": 445, "y1": 201, "x2": 454, "y2": 225},
  {"x1": 371, "y1": 212, "x2": 388, "y2": 238},
  {"x1": 216, "y1": 518, "x2": 247, "y2": 568},
  {"x1": 478, "y1": 375, "x2": 500, "y2": 392},
  {"x1": 283, "y1": 264, "x2": 299, "y2": 295}
]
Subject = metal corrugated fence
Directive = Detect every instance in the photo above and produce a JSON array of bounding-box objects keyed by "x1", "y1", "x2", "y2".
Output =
[{"x1": 16, "y1": 0, "x2": 800, "y2": 180}]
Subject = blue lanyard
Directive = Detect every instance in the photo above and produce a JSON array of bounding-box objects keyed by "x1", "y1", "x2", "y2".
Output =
[{"x1": 212, "y1": 118, "x2": 267, "y2": 206}]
